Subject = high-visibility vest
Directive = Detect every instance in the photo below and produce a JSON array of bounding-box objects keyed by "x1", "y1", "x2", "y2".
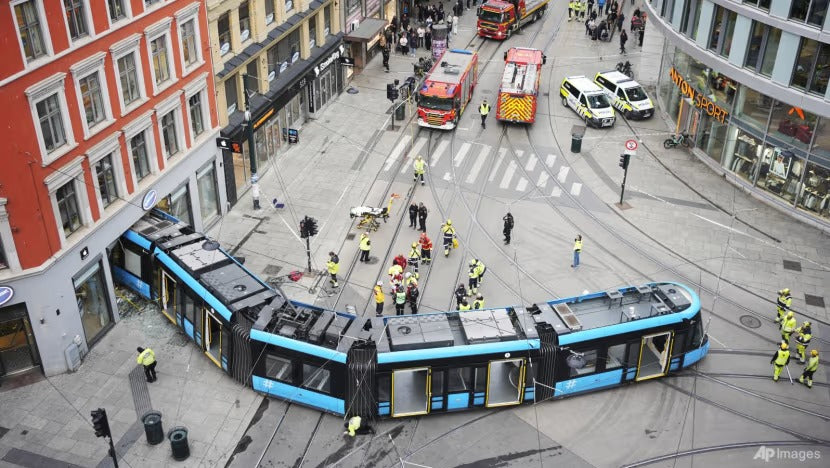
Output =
[
  {"x1": 805, "y1": 356, "x2": 819, "y2": 372},
  {"x1": 474, "y1": 261, "x2": 486, "y2": 277},
  {"x1": 327, "y1": 258, "x2": 339, "y2": 274},
  {"x1": 374, "y1": 287, "x2": 385, "y2": 303},
  {"x1": 777, "y1": 293, "x2": 792, "y2": 311},
  {"x1": 348, "y1": 416, "x2": 361, "y2": 436},
  {"x1": 395, "y1": 291, "x2": 407, "y2": 304},
  {"x1": 469, "y1": 266, "x2": 478, "y2": 279},
  {"x1": 782, "y1": 317, "x2": 797, "y2": 333},
  {"x1": 442, "y1": 225, "x2": 455, "y2": 240},
  {"x1": 137, "y1": 348, "x2": 156, "y2": 366},
  {"x1": 408, "y1": 247, "x2": 420, "y2": 261},
  {"x1": 473, "y1": 299, "x2": 484, "y2": 309},
  {"x1": 796, "y1": 329, "x2": 812, "y2": 345},
  {"x1": 774, "y1": 349, "x2": 790, "y2": 366},
  {"x1": 459, "y1": 303, "x2": 471, "y2": 311},
  {"x1": 414, "y1": 159, "x2": 426, "y2": 174},
  {"x1": 359, "y1": 236, "x2": 371, "y2": 251},
  {"x1": 574, "y1": 239, "x2": 583, "y2": 252},
  {"x1": 389, "y1": 265, "x2": 403, "y2": 277},
  {"x1": 479, "y1": 103, "x2": 490, "y2": 115}
]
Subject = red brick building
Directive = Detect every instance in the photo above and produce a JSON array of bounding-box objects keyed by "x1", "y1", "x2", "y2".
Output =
[{"x1": 0, "y1": 0, "x2": 225, "y2": 378}]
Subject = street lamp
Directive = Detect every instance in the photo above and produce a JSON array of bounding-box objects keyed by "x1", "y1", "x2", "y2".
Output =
[{"x1": 242, "y1": 73, "x2": 260, "y2": 210}]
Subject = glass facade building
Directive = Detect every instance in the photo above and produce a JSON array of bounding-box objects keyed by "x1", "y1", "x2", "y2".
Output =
[{"x1": 647, "y1": 0, "x2": 830, "y2": 228}]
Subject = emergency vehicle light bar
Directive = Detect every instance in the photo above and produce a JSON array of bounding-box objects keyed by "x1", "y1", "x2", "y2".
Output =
[{"x1": 449, "y1": 49, "x2": 474, "y2": 54}]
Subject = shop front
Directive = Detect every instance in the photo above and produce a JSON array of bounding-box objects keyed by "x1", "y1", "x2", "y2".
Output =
[
  {"x1": 345, "y1": 18, "x2": 388, "y2": 73},
  {"x1": 657, "y1": 45, "x2": 830, "y2": 228},
  {"x1": 0, "y1": 298, "x2": 41, "y2": 378}
]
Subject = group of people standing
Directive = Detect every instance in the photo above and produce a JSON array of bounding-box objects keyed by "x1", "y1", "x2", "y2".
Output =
[
  {"x1": 770, "y1": 288, "x2": 819, "y2": 388},
  {"x1": 570, "y1": 0, "x2": 646, "y2": 54}
]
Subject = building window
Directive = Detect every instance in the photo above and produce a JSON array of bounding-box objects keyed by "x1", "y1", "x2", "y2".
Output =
[
  {"x1": 188, "y1": 92, "x2": 205, "y2": 138},
  {"x1": 95, "y1": 155, "x2": 118, "y2": 208},
  {"x1": 309, "y1": 15, "x2": 317, "y2": 49},
  {"x1": 14, "y1": 0, "x2": 47, "y2": 61},
  {"x1": 720, "y1": 11, "x2": 737, "y2": 57},
  {"x1": 265, "y1": 0, "x2": 275, "y2": 24},
  {"x1": 759, "y1": 28, "x2": 781, "y2": 77},
  {"x1": 181, "y1": 20, "x2": 198, "y2": 67},
  {"x1": 117, "y1": 53, "x2": 141, "y2": 106},
  {"x1": 160, "y1": 110, "x2": 179, "y2": 158},
  {"x1": 107, "y1": 0, "x2": 126, "y2": 22},
  {"x1": 225, "y1": 76, "x2": 238, "y2": 114},
  {"x1": 267, "y1": 46, "x2": 279, "y2": 78},
  {"x1": 197, "y1": 163, "x2": 219, "y2": 222},
  {"x1": 790, "y1": 0, "x2": 811, "y2": 22},
  {"x1": 807, "y1": 0, "x2": 829, "y2": 26},
  {"x1": 36, "y1": 94, "x2": 68, "y2": 153},
  {"x1": 0, "y1": 238, "x2": 7, "y2": 269},
  {"x1": 810, "y1": 43, "x2": 830, "y2": 95},
  {"x1": 56, "y1": 181, "x2": 82, "y2": 236},
  {"x1": 239, "y1": 2, "x2": 251, "y2": 42},
  {"x1": 131, "y1": 132, "x2": 150, "y2": 181},
  {"x1": 158, "y1": 184, "x2": 192, "y2": 225},
  {"x1": 324, "y1": 4, "x2": 331, "y2": 36},
  {"x1": 74, "y1": 261, "x2": 113, "y2": 345},
  {"x1": 346, "y1": 0, "x2": 359, "y2": 15},
  {"x1": 744, "y1": 21, "x2": 765, "y2": 72},
  {"x1": 743, "y1": 0, "x2": 771, "y2": 10},
  {"x1": 64, "y1": 0, "x2": 89, "y2": 40},
  {"x1": 218, "y1": 13, "x2": 230, "y2": 55},
  {"x1": 151, "y1": 36, "x2": 171, "y2": 85},
  {"x1": 79, "y1": 73, "x2": 106, "y2": 127},
  {"x1": 707, "y1": 6, "x2": 735, "y2": 55},
  {"x1": 286, "y1": 0, "x2": 294, "y2": 13}
]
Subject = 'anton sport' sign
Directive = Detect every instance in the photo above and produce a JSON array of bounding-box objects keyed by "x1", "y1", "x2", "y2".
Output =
[{"x1": 668, "y1": 67, "x2": 729, "y2": 124}]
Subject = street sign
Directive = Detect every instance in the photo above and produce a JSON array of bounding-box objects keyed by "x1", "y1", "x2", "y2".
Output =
[
  {"x1": 216, "y1": 137, "x2": 232, "y2": 150},
  {"x1": 625, "y1": 139, "x2": 638, "y2": 151},
  {"x1": 340, "y1": 56, "x2": 355, "y2": 66},
  {"x1": 287, "y1": 128, "x2": 299, "y2": 144}
]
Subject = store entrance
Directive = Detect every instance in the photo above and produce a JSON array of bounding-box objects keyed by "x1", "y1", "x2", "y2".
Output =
[{"x1": 0, "y1": 305, "x2": 41, "y2": 378}]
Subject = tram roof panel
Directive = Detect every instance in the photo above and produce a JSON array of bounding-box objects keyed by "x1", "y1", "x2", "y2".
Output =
[
  {"x1": 171, "y1": 241, "x2": 229, "y2": 273},
  {"x1": 200, "y1": 263, "x2": 267, "y2": 304}
]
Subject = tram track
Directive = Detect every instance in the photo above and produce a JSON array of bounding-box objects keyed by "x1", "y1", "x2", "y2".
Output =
[{"x1": 620, "y1": 440, "x2": 830, "y2": 468}]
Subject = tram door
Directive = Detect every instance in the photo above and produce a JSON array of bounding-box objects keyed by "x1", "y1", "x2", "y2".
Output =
[
  {"x1": 160, "y1": 271, "x2": 177, "y2": 324},
  {"x1": 391, "y1": 367, "x2": 431, "y2": 417},
  {"x1": 203, "y1": 309, "x2": 223, "y2": 367},
  {"x1": 635, "y1": 331, "x2": 673, "y2": 381},
  {"x1": 486, "y1": 358, "x2": 526, "y2": 407}
]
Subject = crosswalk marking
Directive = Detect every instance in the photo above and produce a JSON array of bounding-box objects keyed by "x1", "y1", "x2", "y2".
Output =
[
  {"x1": 489, "y1": 148, "x2": 507, "y2": 181},
  {"x1": 551, "y1": 186, "x2": 562, "y2": 197},
  {"x1": 430, "y1": 140, "x2": 450, "y2": 167},
  {"x1": 515, "y1": 177, "x2": 528, "y2": 192},
  {"x1": 557, "y1": 166, "x2": 570, "y2": 183},
  {"x1": 400, "y1": 136, "x2": 428, "y2": 174},
  {"x1": 443, "y1": 172, "x2": 451, "y2": 181},
  {"x1": 546, "y1": 154, "x2": 557, "y2": 167},
  {"x1": 525, "y1": 154, "x2": 537, "y2": 171},
  {"x1": 454, "y1": 142, "x2": 471, "y2": 167},
  {"x1": 500, "y1": 161, "x2": 517, "y2": 189},
  {"x1": 465, "y1": 145, "x2": 491, "y2": 184},
  {"x1": 570, "y1": 182, "x2": 583, "y2": 196},
  {"x1": 383, "y1": 135, "x2": 412, "y2": 171},
  {"x1": 537, "y1": 172, "x2": 549, "y2": 188},
  {"x1": 515, "y1": 149, "x2": 524, "y2": 158}
]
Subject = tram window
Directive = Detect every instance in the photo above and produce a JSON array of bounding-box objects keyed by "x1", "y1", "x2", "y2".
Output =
[
  {"x1": 606, "y1": 344, "x2": 626, "y2": 370},
  {"x1": 690, "y1": 319, "x2": 704, "y2": 348},
  {"x1": 265, "y1": 354, "x2": 294, "y2": 383},
  {"x1": 673, "y1": 331, "x2": 687, "y2": 355},
  {"x1": 569, "y1": 350, "x2": 598, "y2": 377},
  {"x1": 525, "y1": 360, "x2": 536, "y2": 387},
  {"x1": 447, "y1": 368, "x2": 472, "y2": 392},
  {"x1": 378, "y1": 374, "x2": 391, "y2": 401},
  {"x1": 431, "y1": 370, "x2": 444, "y2": 395},
  {"x1": 474, "y1": 367, "x2": 487, "y2": 392},
  {"x1": 123, "y1": 245, "x2": 142, "y2": 277},
  {"x1": 626, "y1": 341, "x2": 640, "y2": 366},
  {"x1": 183, "y1": 291, "x2": 196, "y2": 324},
  {"x1": 303, "y1": 363, "x2": 331, "y2": 393}
]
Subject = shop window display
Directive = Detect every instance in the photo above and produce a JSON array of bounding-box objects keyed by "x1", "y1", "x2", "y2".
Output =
[
  {"x1": 798, "y1": 161, "x2": 830, "y2": 218},
  {"x1": 756, "y1": 144, "x2": 804, "y2": 203},
  {"x1": 74, "y1": 262, "x2": 113, "y2": 344},
  {"x1": 811, "y1": 117, "x2": 830, "y2": 159},
  {"x1": 699, "y1": 120, "x2": 728, "y2": 164},
  {"x1": 769, "y1": 102, "x2": 816, "y2": 151},
  {"x1": 734, "y1": 86, "x2": 772, "y2": 132},
  {"x1": 725, "y1": 127, "x2": 763, "y2": 183}
]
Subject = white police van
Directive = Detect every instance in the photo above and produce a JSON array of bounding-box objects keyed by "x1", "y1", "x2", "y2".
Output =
[
  {"x1": 560, "y1": 76, "x2": 615, "y2": 128},
  {"x1": 594, "y1": 71, "x2": 654, "y2": 120}
]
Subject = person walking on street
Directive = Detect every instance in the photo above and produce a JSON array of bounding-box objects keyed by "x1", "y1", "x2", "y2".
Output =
[
  {"x1": 637, "y1": 23, "x2": 645, "y2": 46},
  {"x1": 344, "y1": 415, "x2": 375, "y2": 436},
  {"x1": 441, "y1": 219, "x2": 457, "y2": 256},
  {"x1": 408, "y1": 242, "x2": 421, "y2": 277},
  {"x1": 479, "y1": 100, "x2": 490, "y2": 128},
  {"x1": 568, "y1": 0, "x2": 576, "y2": 20},
  {"x1": 799, "y1": 350, "x2": 819, "y2": 388},
  {"x1": 795, "y1": 321, "x2": 812, "y2": 363},
  {"x1": 468, "y1": 259, "x2": 481, "y2": 295},
  {"x1": 359, "y1": 233, "x2": 371, "y2": 262},
  {"x1": 770, "y1": 342, "x2": 790, "y2": 382},
  {"x1": 455, "y1": 283, "x2": 468, "y2": 310},
  {"x1": 326, "y1": 252, "x2": 340, "y2": 288},
  {"x1": 781, "y1": 311, "x2": 797, "y2": 343},
  {"x1": 503, "y1": 212, "x2": 514, "y2": 244},
  {"x1": 382, "y1": 46, "x2": 390, "y2": 72},
  {"x1": 473, "y1": 294, "x2": 485, "y2": 309},
  {"x1": 413, "y1": 155, "x2": 426, "y2": 185},
  {"x1": 137, "y1": 347, "x2": 157, "y2": 382},
  {"x1": 374, "y1": 282, "x2": 385, "y2": 316},
  {"x1": 419, "y1": 232, "x2": 433, "y2": 264},
  {"x1": 418, "y1": 203, "x2": 428, "y2": 232},
  {"x1": 572, "y1": 234, "x2": 583, "y2": 267},
  {"x1": 775, "y1": 288, "x2": 792, "y2": 323},
  {"x1": 407, "y1": 281, "x2": 420, "y2": 314},
  {"x1": 619, "y1": 28, "x2": 628, "y2": 54},
  {"x1": 409, "y1": 202, "x2": 418, "y2": 228},
  {"x1": 616, "y1": 10, "x2": 624, "y2": 32},
  {"x1": 474, "y1": 259, "x2": 486, "y2": 285},
  {"x1": 395, "y1": 285, "x2": 407, "y2": 315}
]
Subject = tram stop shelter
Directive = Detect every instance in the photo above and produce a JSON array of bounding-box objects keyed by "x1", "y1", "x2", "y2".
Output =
[{"x1": 345, "y1": 18, "x2": 388, "y2": 74}]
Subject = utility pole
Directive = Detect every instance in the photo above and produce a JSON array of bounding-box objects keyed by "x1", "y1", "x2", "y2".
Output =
[{"x1": 243, "y1": 73, "x2": 260, "y2": 210}]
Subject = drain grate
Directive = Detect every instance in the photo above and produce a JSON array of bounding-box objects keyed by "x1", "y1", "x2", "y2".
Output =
[
  {"x1": 739, "y1": 315, "x2": 762, "y2": 329},
  {"x1": 782, "y1": 260, "x2": 802, "y2": 272},
  {"x1": 263, "y1": 264, "x2": 282, "y2": 275},
  {"x1": 345, "y1": 233, "x2": 356, "y2": 240},
  {"x1": 804, "y1": 294, "x2": 825, "y2": 308}
]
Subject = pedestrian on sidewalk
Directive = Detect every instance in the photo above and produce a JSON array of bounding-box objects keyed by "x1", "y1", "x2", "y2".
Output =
[
  {"x1": 616, "y1": 10, "x2": 624, "y2": 32},
  {"x1": 572, "y1": 234, "x2": 583, "y2": 267},
  {"x1": 382, "y1": 46, "x2": 390, "y2": 72},
  {"x1": 597, "y1": 0, "x2": 606, "y2": 16},
  {"x1": 479, "y1": 99, "x2": 490, "y2": 128},
  {"x1": 395, "y1": 285, "x2": 407, "y2": 315},
  {"x1": 417, "y1": 26, "x2": 425, "y2": 48},
  {"x1": 413, "y1": 155, "x2": 426, "y2": 185},
  {"x1": 399, "y1": 34, "x2": 409, "y2": 55},
  {"x1": 137, "y1": 347, "x2": 157, "y2": 382},
  {"x1": 503, "y1": 212, "x2": 514, "y2": 244},
  {"x1": 359, "y1": 233, "x2": 371, "y2": 262},
  {"x1": 568, "y1": 0, "x2": 576, "y2": 20},
  {"x1": 409, "y1": 202, "x2": 418, "y2": 228},
  {"x1": 326, "y1": 252, "x2": 340, "y2": 288},
  {"x1": 418, "y1": 203, "x2": 428, "y2": 232},
  {"x1": 619, "y1": 28, "x2": 628, "y2": 54},
  {"x1": 419, "y1": 232, "x2": 433, "y2": 263},
  {"x1": 637, "y1": 22, "x2": 645, "y2": 46},
  {"x1": 374, "y1": 282, "x2": 385, "y2": 316}
]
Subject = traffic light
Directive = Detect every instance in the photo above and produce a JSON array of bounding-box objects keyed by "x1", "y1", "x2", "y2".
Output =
[
  {"x1": 299, "y1": 216, "x2": 318, "y2": 238},
  {"x1": 619, "y1": 153, "x2": 631, "y2": 170},
  {"x1": 91, "y1": 408, "x2": 111, "y2": 438},
  {"x1": 300, "y1": 218, "x2": 308, "y2": 238},
  {"x1": 386, "y1": 83, "x2": 399, "y2": 101}
]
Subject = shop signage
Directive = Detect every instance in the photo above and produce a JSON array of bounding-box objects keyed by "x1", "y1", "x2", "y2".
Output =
[
  {"x1": 287, "y1": 129, "x2": 299, "y2": 144},
  {"x1": 0, "y1": 286, "x2": 14, "y2": 307},
  {"x1": 669, "y1": 67, "x2": 729, "y2": 124},
  {"x1": 142, "y1": 190, "x2": 158, "y2": 211},
  {"x1": 254, "y1": 108, "x2": 275, "y2": 130},
  {"x1": 341, "y1": 57, "x2": 355, "y2": 66},
  {"x1": 314, "y1": 49, "x2": 342, "y2": 77}
]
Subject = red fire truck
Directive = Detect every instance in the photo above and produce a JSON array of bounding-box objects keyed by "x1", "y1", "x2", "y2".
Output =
[
  {"x1": 496, "y1": 47, "x2": 545, "y2": 123},
  {"x1": 477, "y1": 0, "x2": 549, "y2": 40},
  {"x1": 416, "y1": 49, "x2": 479, "y2": 130}
]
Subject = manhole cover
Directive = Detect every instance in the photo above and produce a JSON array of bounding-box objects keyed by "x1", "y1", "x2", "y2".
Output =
[
  {"x1": 805, "y1": 294, "x2": 825, "y2": 308},
  {"x1": 782, "y1": 260, "x2": 802, "y2": 272},
  {"x1": 739, "y1": 315, "x2": 762, "y2": 329}
]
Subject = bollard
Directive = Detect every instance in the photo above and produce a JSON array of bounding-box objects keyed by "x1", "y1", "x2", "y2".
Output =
[
  {"x1": 141, "y1": 411, "x2": 164, "y2": 446},
  {"x1": 168, "y1": 426, "x2": 190, "y2": 461},
  {"x1": 570, "y1": 125, "x2": 586, "y2": 153},
  {"x1": 395, "y1": 103, "x2": 406, "y2": 121}
]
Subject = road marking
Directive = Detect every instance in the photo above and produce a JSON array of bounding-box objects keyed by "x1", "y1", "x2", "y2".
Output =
[
  {"x1": 570, "y1": 182, "x2": 582, "y2": 196},
  {"x1": 551, "y1": 186, "x2": 562, "y2": 197},
  {"x1": 454, "y1": 142, "x2": 471, "y2": 167},
  {"x1": 546, "y1": 154, "x2": 557, "y2": 167},
  {"x1": 557, "y1": 166, "x2": 570, "y2": 183},
  {"x1": 515, "y1": 177, "x2": 528, "y2": 192},
  {"x1": 443, "y1": 172, "x2": 451, "y2": 181},
  {"x1": 515, "y1": 149, "x2": 524, "y2": 159},
  {"x1": 400, "y1": 136, "x2": 428, "y2": 174},
  {"x1": 489, "y1": 148, "x2": 507, "y2": 181},
  {"x1": 500, "y1": 161, "x2": 517, "y2": 189},
  {"x1": 524, "y1": 154, "x2": 537, "y2": 171},
  {"x1": 430, "y1": 140, "x2": 450, "y2": 167},
  {"x1": 465, "y1": 145, "x2": 491, "y2": 184},
  {"x1": 383, "y1": 135, "x2": 412, "y2": 171},
  {"x1": 537, "y1": 172, "x2": 549, "y2": 188}
]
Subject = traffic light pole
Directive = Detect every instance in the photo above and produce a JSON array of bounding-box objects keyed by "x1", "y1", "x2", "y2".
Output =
[
  {"x1": 619, "y1": 166, "x2": 629, "y2": 206},
  {"x1": 618, "y1": 151, "x2": 632, "y2": 206},
  {"x1": 107, "y1": 437, "x2": 119, "y2": 468},
  {"x1": 305, "y1": 236, "x2": 312, "y2": 272},
  {"x1": 243, "y1": 74, "x2": 260, "y2": 210}
]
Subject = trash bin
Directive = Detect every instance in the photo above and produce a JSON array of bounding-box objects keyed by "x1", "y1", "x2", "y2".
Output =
[
  {"x1": 570, "y1": 125, "x2": 586, "y2": 153},
  {"x1": 141, "y1": 411, "x2": 164, "y2": 446},
  {"x1": 395, "y1": 103, "x2": 406, "y2": 121},
  {"x1": 168, "y1": 426, "x2": 190, "y2": 461}
]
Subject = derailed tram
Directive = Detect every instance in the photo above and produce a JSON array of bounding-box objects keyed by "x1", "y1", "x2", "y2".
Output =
[{"x1": 112, "y1": 212, "x2": 709, "y2": 418}]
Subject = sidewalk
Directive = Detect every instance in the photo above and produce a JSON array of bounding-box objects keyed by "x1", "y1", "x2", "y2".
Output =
[{"x1": 0, "y1": 289, "x2": 260, "y2": 468}]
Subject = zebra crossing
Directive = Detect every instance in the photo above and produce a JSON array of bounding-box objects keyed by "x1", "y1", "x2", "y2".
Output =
[{"x1": 383, "y1": 135, "x2": 586, "y2": 198}]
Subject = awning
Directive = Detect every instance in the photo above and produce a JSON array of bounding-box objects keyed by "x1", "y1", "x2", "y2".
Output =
[{"x1": 344, "y1": 18, "x2": 387, "y2": 42}]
